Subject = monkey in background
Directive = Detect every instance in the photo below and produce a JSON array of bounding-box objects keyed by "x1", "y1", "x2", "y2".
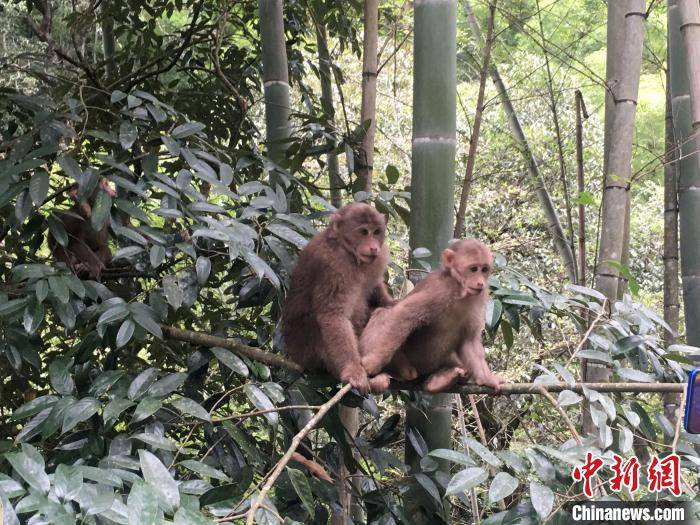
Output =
[
  {"x1": 359, "y1": 238, "x2": 503, "y2": 393},
  {"x1": 49, "y1": 178, "x2": 116, "y2": 280},
  {"x1": 281, "y1": 203, "x2": 395, "y2": 394}
]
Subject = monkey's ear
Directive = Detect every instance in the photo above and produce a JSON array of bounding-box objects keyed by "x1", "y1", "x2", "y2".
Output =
[
  {"x1": 441, "y1": 249, "x2": 455, "y2": 269},
  {"x1": 328, "y1": 212, "x2": 342, "y2": 237}
]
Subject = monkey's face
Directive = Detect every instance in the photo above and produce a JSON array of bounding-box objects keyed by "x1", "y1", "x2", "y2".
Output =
[
  {"x1": 330, "y1": 204, "x2": 387, "y2": 265},
  {"x1": 443, "y1": 240, "x2": 493, "y2": 297}
]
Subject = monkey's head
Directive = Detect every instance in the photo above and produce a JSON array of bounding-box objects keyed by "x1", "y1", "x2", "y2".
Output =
[
  {"x1": 329, "y1": 203, "x2": 387, "y2": 265},
  {"x1": 442, "y1": 238, "x2": 493, "y2": 298}
]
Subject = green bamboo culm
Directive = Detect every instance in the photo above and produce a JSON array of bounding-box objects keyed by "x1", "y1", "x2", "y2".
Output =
[
  {"x1": 669, "y1": 0, "x2": 700, "y2": 346},
  {"x1": 259, "y1": 0, "x2": 291, "y2": 190},
  {"x1": 405, "y1": 0, "x2": 457, "y2": 523}
]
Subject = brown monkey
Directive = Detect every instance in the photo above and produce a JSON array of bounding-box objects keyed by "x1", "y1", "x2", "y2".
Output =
[
  {"x1": 281, "y1": 203, "x2": 395, "y2": 394},
  {"x1": 359, "y1": 238, "x2": 503, "y2": 393},
  {"x1": 49, "y1": 178, "x2": 116, "y2": 280}
]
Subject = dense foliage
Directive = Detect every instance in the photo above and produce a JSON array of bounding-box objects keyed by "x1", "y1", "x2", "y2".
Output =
[{"x1": 1, "y1": 0, "x2": 698, "y2": 523}]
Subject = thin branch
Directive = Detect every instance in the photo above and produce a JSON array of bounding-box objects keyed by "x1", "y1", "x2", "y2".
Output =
[
  {"x1": 245, "y1": 383, "x2": 353, "y2": 525},
  {"x1": 537, "y1": 386, "x2": 582, "y2": 445},
  {"x1": 392, "y1": 381, "x2": 684, "y2": 395},
  {"x1": 212, "y1": 404, "x2": 321, "y2": 423},
  {"x1": 161, "y1": 325, "x2": 303, "y2": 373},
  {"x1": 454, "y1": 0, "x2": 497, "y2": 238}
]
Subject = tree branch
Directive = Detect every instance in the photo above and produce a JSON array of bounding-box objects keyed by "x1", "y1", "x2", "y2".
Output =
[{"x1": 245, "y1": 383, "x2": 353, "y2": 525}]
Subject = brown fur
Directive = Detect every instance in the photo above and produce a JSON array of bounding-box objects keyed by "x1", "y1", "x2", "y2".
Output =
[
  {"x1": 360, "y1": 238, "x2": 503, "y2": 393},
  {"x1": 49, "y1": 178, "x2": 115, "y2": 280},
  {"x1": 281, "y1": 203, "x2": 395, "y2": 394}
]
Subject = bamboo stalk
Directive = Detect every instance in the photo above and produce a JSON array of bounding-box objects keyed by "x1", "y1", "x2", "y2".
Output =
[
  {"x1": 595, "y1": 0, "x2": 646, "y2": 301},
  {"x1": 357, "y1": 0, "x2": 379, "y2": 192},
  {"x1": 259, "y1": 0, "x2": 291, "y2": 188},
  {"x1": 674, "y1": 0, "x2": 700, "y2": 348},
  {"x1": 314, "y1": 15, "x2": 343, "y2": 208}
]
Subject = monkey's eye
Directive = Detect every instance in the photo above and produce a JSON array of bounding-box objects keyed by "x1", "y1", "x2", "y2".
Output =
[
  {"x1": 469, "y1": 265, "x2": 479, "y2": 273},
  {"x1": 374, "y1": 228, "x2": 381, "y2": 236},
  {"x1": 360, "y1": 228, "x2": 370, "y2": 236},
  {"x1": 482, "y1": 266, "x2": 490, "y2": 273}
]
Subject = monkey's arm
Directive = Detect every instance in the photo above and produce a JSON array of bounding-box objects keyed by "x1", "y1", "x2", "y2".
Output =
[
  {"x1": 311, "y1": 285, "x2": 369, "y2": 394},
  {"x1": 360, "y1": 280, "x2": 451, "y2": 375},
  {"x1": 317, "y1": 313, "x2": 369, "y2": 394},
  {"x1": 457, "y1": 338, "x2": 502, "y2": 390},
  {"x1": 371, "y1": 282, "x2": 396, "y2": 307}
]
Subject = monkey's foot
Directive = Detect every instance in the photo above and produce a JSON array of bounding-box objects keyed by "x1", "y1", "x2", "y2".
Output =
[
  {"x1": 423, "y1": 367, "x2": 466, "y2": 393},
  {"x1": 369, "y1": 373, "x2": 391, "y2": 394},
  {"x1": 471, "y1": 372, "x2": 504, "y2": 391}
]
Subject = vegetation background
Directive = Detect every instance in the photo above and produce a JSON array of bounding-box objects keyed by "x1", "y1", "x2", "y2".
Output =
[{"x1": 0, "y1": 0, "x2": 697, "y2": 523}]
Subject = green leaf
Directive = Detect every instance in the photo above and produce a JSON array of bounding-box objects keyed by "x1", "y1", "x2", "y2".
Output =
[
  {"x1": 244, "y1": 384, "x2": 278, "y2": 425},
  {"x1": 463, "y1": 437, "x2": 502, "y2": 467},
  {"x1": 266, "y1": 224, "x2": 308, "y2": 249},
  {"x1": 48, "y1": 275, "x2": 70, "y2": 304},
  {"x1": 49, "y1": 359, "x2": 74, "y2": 395},
  {"x1": 172, "y1": 121, "x2": 205, "y2": 139},
  {"x1": 162, "y1": 274, "x2": 183, "y2": 309},
  {"x1": 62, "y1": 397, "x2": 100, "y2": 432},
  {"x1": 616, "y1": 367, "x2": 655, "y2": 383},
  {"x1": 150, "y1": 245, "x2": 166, "y2": 268},
  {"x1": 211, "y1": 347, "x2": 249, "y2": 377},
  {"x1": 179, "y1": 460, "x2": 230, "y2": 481},
  {"x1": 103, "y1": 398, "x2": 133, "y2": 423},
  {"x1": 287, "y1": 467, "x2": 315, "y2": 518},
  {"x1": 148, "y1": 372, "x2": 187, "y2": 397},
  {"x1": 57, "y1": 155, "x2": 82, "y2": 180},
  {"x1": 54, "y1": 464, "x2": 83, "y2": 501},
  {"x1": 428, "y1": 449, "x2": 475, "y2": 466},
  {"x1": 530, "y1": 481, "x2": 554, "y2": 518},
  {"x1": 138, "y1": 450, "x2": 180, "y2": 513},
  {"x1": 127, "y1": 481, "x2": 158, "y2": 525},
  {"x1": 132, "y1": 397, "x2": 162, "y2": 422},
  {"x1": 116, "y1": 319, "x2": 135, "y2": 348},
  {"x1": 195, "y1": 256, "x2": 211, "y2": 285},
  {"x1": 161, "y1": 136, "x2": 181, "y2": 156},
  {"x1": 445, "y1": 467, "x2": 488, "y2": 495},
  {"x1": 127, "y1": 94, "x2": 142, "y2": 108},
  {"x1": 604, "y1": 260, "x2": 639, "y2": 296},
  {"x1": 119, "y1": 121, "x2": 137, "y2": 150},
  {"x1": 35, "y1": 279, "x2": 49, "y2": 302},
  {"x1": 128, "y1": 368, "x2": 158, "y2": 400},
  {"x1": 171, "y1": 396, "x2": 211, "y2": 422},
  {"x1": 489, "y1": 472, "x2": 518, "y2": 503},
  {"x1": 146, "y1": 103, "x2": 167, "y2": 123},
  {"x1": 29, "y1": 171, "x2": 49, "y2": 205},
  {"x1": 386, "y1": 164, "x2": 400, "y2": 184},
  {"x1": 414, "y1": 473, "x2": 441, "y2": 504},
  {"x1": 557, "y1": 390, "x2": 582, "y2": 406},
  {"x1": 571, "y1": 190, "x2": 596, "y2": 206},
  {"x1": 23, "y1": 301, "x2": 44, "y2": 334},
  {"x1": 97, "y1": 304, "x2": 129, "y2": 326},
  {"x1": 133, "y1": 313, "x2": 162, "y2": 338},
  {"x1": 90, "y1": 190, "x2": 112, "y2": 230},
  {"x1": 110, "y1": 90, "x2": 127, "y2": 103},
  {"x1": 174, "y1": 507, "x2": 216, "y2": 525},
  {"x1": 6, "y1": 445, "x2": 50, "y2": 493}
]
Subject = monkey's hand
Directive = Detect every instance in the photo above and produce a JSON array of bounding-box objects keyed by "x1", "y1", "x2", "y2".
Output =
[
  {"x1": 340, "y1": 365, "x2": 370, "y2": 395},
  {"x1": 369, "y1": 373, "x2": 391, "y2": 394}
]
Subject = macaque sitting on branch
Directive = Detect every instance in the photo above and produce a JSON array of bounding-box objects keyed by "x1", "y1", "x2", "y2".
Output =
[
  {"x1": 49, "y1": 178, "x2": 116, "y2": 280},
  {"x1": 281, "y1": 203, "x2": 395, "y2": 394},
  {"x1": 359, "y1": 238, "x2": 503, "y2": 393}
]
